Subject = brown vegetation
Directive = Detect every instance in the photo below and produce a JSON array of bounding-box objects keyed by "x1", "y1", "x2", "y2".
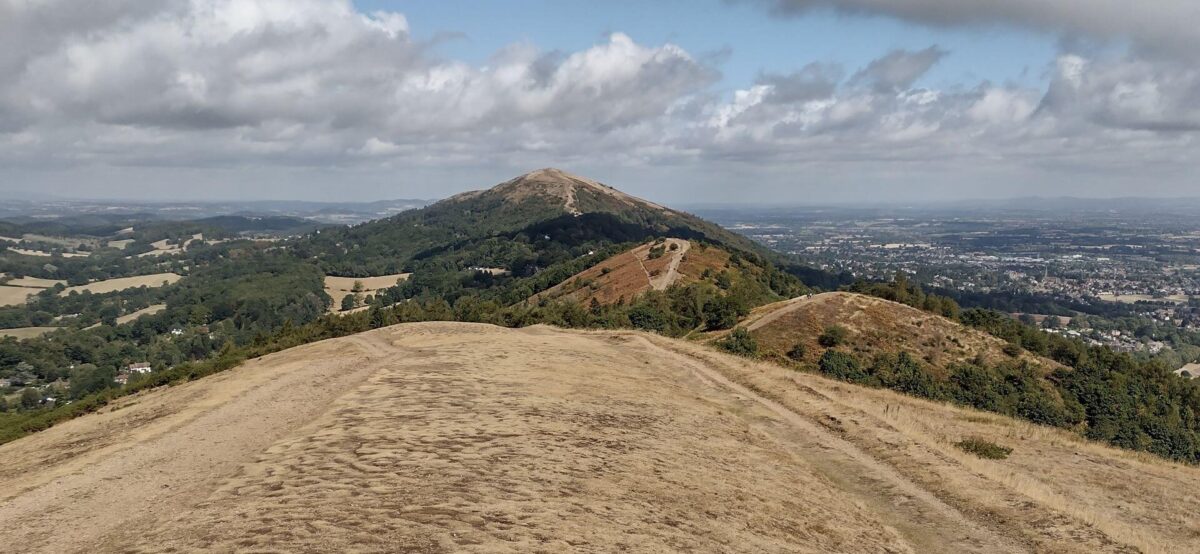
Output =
[{"x1": 532, "y1": 238, "x2": 723, "y2": 306}]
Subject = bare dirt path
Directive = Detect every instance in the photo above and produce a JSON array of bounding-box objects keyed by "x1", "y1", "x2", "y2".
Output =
[{"x1": 650, "y1": 238, "x2": 691, "y2": 290}]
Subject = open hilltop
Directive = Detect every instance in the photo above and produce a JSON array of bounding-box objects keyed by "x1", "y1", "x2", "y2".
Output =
[{"x1": 0, "y1": 322, "x2": 1195, "y2": 553}]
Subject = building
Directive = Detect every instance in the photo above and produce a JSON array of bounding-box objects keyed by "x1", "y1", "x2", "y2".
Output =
[{"x1": 127, "y1": 362, "x2": 152, "y2": 374}]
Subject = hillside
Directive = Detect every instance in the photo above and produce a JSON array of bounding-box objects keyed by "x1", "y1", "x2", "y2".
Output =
[
  {"x1": 304, "y1": 168, "x2": 766, "y2": 276},
  {"x1": 737, "y1": 292, "x2": 1065, "y2": 375},
  {"x1": 0, "y1": 322, "x2": 1194, "y2": 552},
  {"x1": 531, "y1": 238, "x2": 743, "y2": 306}
]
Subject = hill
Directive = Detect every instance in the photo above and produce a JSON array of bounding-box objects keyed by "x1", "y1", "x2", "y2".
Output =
[
  {"x1": 303, "y1": 168, "x2": 766, "y2": 277},
  {"x1": 736, "y1": 292, "x2": 1064, "y2": 375},
  {"x1": 0, "y1": 322, "x2": 1193, "y2": 552}
]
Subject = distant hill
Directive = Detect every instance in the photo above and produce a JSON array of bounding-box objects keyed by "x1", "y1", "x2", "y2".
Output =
[{"x1": 305, "y1": 168, "x2": 769, "y2": 277}]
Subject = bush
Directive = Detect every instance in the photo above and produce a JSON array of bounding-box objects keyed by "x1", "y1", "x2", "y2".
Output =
[
  {"x1": 787, "y1": 342, "x2": 808, "y2": 361},
  {"x1": 1002, "y1": 342, "x2": 1022, "y2": 357},
  {"x1": 818, "y1": 325, "x2": 849, "y2": 347},
  {"x1": 955, "y1": 438, "x2": 1012, "y2": 460},
  {"x1": 818, "y1": 350, "x2": 866, "y2": 381},
  {"x1": 718, "y1": 327, "x2": 758, "y2": 357}
]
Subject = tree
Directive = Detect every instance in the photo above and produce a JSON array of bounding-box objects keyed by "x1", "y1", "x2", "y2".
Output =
[
  {"x1": 20, "y1": 387, "x2": 41, "y2": 410},
  {"x1": 351, "y1": 280, "x2": 365, "y2": 293},
  {"x1": 340, "y1": 294, "x2": 358, "y2": 312}
]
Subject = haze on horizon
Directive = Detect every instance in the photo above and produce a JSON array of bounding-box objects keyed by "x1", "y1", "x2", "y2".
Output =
[{"x1": 1, "y1": 0, "x2": 1198, "y2": 205}]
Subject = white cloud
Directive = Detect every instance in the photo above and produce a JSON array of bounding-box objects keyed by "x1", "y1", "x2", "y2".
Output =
[{"x1": 0, "y1": 0, "x2": 1197, "y2": 200}]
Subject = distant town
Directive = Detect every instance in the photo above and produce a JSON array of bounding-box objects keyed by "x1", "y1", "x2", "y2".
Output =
[{"x1": 698, "y1": 201, "x2": 1200, "y2": 365}]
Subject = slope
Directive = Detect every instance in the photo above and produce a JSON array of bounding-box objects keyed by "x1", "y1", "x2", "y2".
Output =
[
  {"x1": 530, "y1": 238, "x2": 704, "y2": 305},
  {"x1": 736, "y1": 291, "x2": 1065, "y2": 375},
  {"x1": 304, "y1": 168, "x2": 765, "y2": 276},
  {"x1": 0, "y1": 322, "x2": 1195, "y2": 553}
]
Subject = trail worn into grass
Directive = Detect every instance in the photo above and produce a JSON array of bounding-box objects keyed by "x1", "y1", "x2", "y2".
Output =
[{"x1": 0, "y1": 322, "x2": 1194, "y2": 552}]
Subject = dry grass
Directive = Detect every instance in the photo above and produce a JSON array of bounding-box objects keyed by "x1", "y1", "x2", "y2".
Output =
[
  {"x1": 5, "y1": 276, "x2": 65, "y2": 288},
  {"x1": 324, "y1": 274, "x2": 410, "y2": 313},
  {"x1": 0, "y1": 327, "x2": 58, "y2": 340},
  {"x1": 0, "y1": 287, "x2": 39, "y2": 307},
  {"x1": 115, "y1": 304, "x2": 167, "y2": 324},
  {"x1": 0, "y1": 276, "x2": 64, "y2": 307},
  {"x1": 639, "y1": 334, "x2": 1200, "y2": 553},
  {"x1": 0, "y1": 322, "x2": 1193, "y2": 552},
  {"x1": 0, "y1": 323, "x2": 919, "y2": 553},
  {"x1": 1099, "y1": 293, "x2": 1190, "y2": 304},
  {"x1": 60, "y1": 273, "x2": 182, "y2": 296}
]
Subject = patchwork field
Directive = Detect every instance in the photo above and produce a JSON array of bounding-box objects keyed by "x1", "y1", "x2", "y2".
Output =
[
  {"x1": 116, "y1": 304, "x2": 167, "y2": 324},
  {"x1": 0, "y1": 276, "x2": 65, "y2": 307},
  {"x1": 1099, "y1": 293, "x2": 1191, "y2": 304},
  {"x1": 60, "y1": 273, "x2": 182, "y2": 296},
  {"x1": 136, "y1": 234, "x2": 203, "y2": 257},
  {"x1": 0, "y1": 327, "x2": 58, "y2": 340},
  {"x1": 0, "y1": 322, "x2": 1194, "y2": 552},
  {"x1": 324, "y1": 274, "x2": 410, "y2": 312}
]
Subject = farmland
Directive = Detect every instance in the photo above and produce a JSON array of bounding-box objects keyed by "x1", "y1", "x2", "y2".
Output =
[
  {"x1": 60, "y1": 273, "x2": 182, "y2": 296},
  {"x1": 324, "y1": 274, "x2": 409, "y2": 312}
]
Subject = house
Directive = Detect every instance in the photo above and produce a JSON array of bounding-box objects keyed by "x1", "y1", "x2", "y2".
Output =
[
  {"x1": 114, "y1": 373, "x2": 131, "y2": 386},
  {"x1": 127, "y1": 362, "x2": 152, "y2": 374}
]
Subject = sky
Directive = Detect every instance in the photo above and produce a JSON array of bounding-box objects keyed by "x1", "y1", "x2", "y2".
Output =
[{"x1": 0, "y1": 0, "x2": 1198, "y2": 204}]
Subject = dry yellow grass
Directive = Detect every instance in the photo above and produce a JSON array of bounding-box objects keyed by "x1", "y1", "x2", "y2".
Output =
[
  {"x1": 0, "y1": 286, "x2": 39, "y2": 307},
  {"x1": 5, "y1": 276, "x2": 65, "y2": 288},
  {"x1": 324, "y1": 274, "x2": 410, "y2": 313},
  {"x1": 0, "y1": 327, "x2": 58, "y2": 340},
  {"x1": 60, "y1": 273, "x2": 181, "y2": 296},
  {"x1": 0, "y1": 322, "x2": 1194, "y2": 552},
  {"x1": 0, "y1": 276, "x2": 64, "y2": 307},
  {"x1": 115, "y1": 304, "x2": 166, "y2": 324}
]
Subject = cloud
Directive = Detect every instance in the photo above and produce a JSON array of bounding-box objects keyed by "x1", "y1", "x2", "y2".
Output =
[
  {"x1": 848, "y1": 46, "x2": 946, "y2": 92},
  {"x1": 749, "y1": 0, "x2": 1200, "y2": 57},
  {"x1": 0, "y1": 0, "x2": 1198, "y2": 200},
  {"x1": 0, "y1": 0, "x2": 715, "y2": 168}
]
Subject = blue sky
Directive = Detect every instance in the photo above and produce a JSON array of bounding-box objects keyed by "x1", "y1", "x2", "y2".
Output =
[
  {"x1": 362, "y1": 0, "x2": 1057, "y2": 95},
  {"x1": 1, "y1": 0, "x2": 1198, "y2": 203}
]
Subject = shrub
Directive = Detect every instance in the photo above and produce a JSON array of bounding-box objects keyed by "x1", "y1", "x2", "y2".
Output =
[
  {"x1": 955, "y1": 438, "x2": 1012, "y2": 460},
  {"x1": 1002, "y1": 342, "x2": 1022, "y2": 357},
  {"x1": 818, "y1": 350, "x2": 866, "y2": 381},
  {"x1": 818, "y1": 325, "x2": 849, "y2": 347},
  {"x1": 718, "y1": 327, "x2": 758, "y2": 357},
  {"x1": 787, "y1": 342, "x2": 808, "y2": 361}
]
